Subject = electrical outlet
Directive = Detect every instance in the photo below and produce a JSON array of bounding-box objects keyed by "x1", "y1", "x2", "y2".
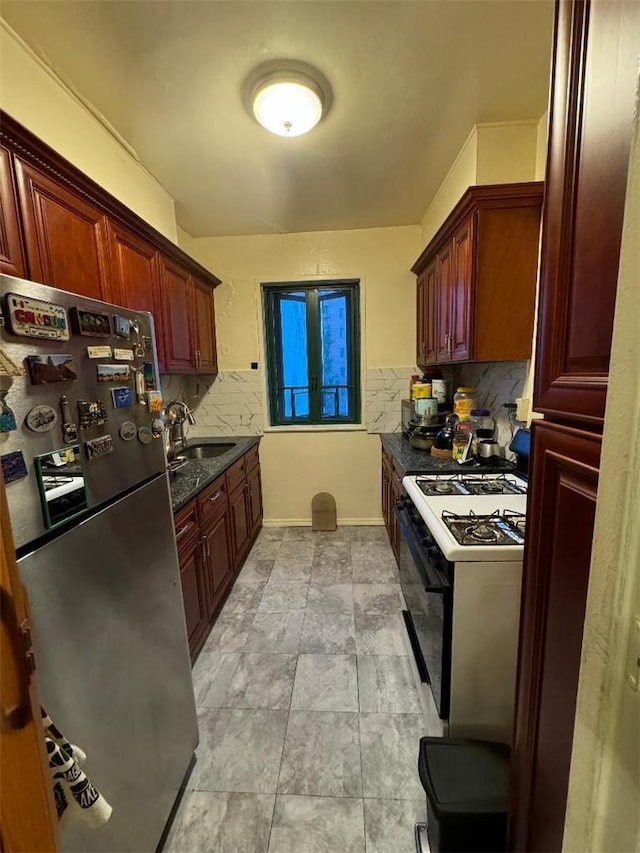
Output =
[{"x1": 516, "y1": 397, "x2": 530, "y2": 421}]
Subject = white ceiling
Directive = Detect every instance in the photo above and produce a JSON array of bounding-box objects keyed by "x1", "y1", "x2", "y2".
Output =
[{"x1": 2, "y1": 1, "x2": 554, "y2": 237}]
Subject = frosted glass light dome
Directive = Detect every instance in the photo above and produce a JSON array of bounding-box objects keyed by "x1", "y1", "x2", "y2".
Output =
[{"x1": 252, "y1": 73, "x2": 324, "y2": 137}]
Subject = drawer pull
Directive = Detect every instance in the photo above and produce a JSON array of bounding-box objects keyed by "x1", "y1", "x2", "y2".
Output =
[
  {"x1": 209, "y1": 491, "x2": 222, "y2": 503},
  {"x1": 175, "y1": 523, "x2": 192, "y2": 541}
]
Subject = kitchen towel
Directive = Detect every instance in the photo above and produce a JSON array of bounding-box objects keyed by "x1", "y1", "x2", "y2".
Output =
[{"x1": 42, "y1": 709, "x2": 112, "y2": 829}]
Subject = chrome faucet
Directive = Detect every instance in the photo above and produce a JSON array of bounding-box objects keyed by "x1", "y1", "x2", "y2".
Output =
[{"x1": 165, "y1": 400, "x2": 196, "y2": 458}]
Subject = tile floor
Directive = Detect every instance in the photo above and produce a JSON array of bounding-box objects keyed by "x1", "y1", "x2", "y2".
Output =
[{"x1": 166, "y1": 526, "x2": 439, "y2": 853}]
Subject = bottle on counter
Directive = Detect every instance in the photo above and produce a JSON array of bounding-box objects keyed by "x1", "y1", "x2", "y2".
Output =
[
  {"x1": 421, "y1": 368, "x2": 448, "y2": 411},
  {"x1": 453, "y1": 386, "x2": 477, "y2": 420},
  {"x1": 470, "y1": 408, "x2": 495, "y2": 441},
  {"x1": 452, "y1": 418, "x2": 474, "y2": 463}
]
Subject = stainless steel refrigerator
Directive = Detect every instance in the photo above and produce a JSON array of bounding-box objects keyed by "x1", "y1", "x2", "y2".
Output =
[{"x1": 0, "y1": 275, "x2": 198, "y2": 852}]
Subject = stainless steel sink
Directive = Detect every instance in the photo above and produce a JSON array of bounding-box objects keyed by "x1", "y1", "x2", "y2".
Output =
[{"x1": 181, "y1": 443, "x2": 236, "y2": 459}]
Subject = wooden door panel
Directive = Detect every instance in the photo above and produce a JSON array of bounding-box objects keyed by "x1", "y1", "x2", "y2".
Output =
[
  {"x1": 510, "y1": 419, "x2": 601, "y2": 852},
  {"x1": 1, "y1": 476, "x2": 58, "y2": 852},
  {"x1": 160, "y1": 257, "x2": 195, "y2": 374},
  {"x1": 0, "y1": 146, "x2": 26, "y2": 278},
  {"x1": 450, "y1": 218, "x2": 473, "y2": 361},
  {"x1": 192, "y1": 278, "x2": 218, "y2": 374},
  {"x1": 13, "y1": 157, "x2": 110, "y2": 300},
  {"x1": 534, "y1": 0, "x2": 640, "y2": 426},
  {"x1": 436, "y1": 243, "x2": 453, "y2": 361},
  {"x1": 107, "y1": 223, "x2": 165, "y2": 368}
]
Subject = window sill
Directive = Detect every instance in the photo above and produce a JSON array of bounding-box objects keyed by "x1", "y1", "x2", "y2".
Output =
[{"x1": 263, "y1": 424, "x2": 367, "y2": 434}]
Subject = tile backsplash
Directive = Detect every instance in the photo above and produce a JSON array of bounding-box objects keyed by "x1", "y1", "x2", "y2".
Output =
[
  {"x1": 365, "y1": 367, "x2": 416, "y2": 433},
  {"x1": 160, "y1": 362, "x2": 527, "y2": 446},
  {"x1": 457, "y1": 361, "x2": 528, "y2": 455},
  {"x1": 186, "y1": 370, "x2": 264, "y2": 436}
]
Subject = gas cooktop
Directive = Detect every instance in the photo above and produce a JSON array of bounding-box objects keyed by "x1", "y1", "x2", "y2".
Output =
[
  {"x1": 416, "y1": 473, "x2": 527, "y2": 497},
  {"x1": 442, "y1": 509, "x2": 526, "y2": 546}
]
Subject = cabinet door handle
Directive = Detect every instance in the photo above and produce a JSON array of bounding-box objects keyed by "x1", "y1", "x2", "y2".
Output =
[
  {"x1": 176, "y1": 523, "x2": 191, "y2": 541},
  {"x1": 209, "y1": 491, "x2": 222, "y2": 503}
]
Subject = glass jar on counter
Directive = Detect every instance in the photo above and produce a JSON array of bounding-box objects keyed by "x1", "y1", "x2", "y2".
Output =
[
  {"x1": 453, "y1": 387, "x2": 477, "y2": 420},
  {"x1": 470, "y1": 408, "x2": 494, "y2": 441}
]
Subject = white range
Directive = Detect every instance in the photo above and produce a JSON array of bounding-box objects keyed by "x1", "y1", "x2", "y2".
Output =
[{"x1": 397, "y1": 471, "x2": 528, "y2": 744}]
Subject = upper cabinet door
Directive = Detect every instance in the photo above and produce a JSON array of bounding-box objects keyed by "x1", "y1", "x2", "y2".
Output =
[
  {"x1": 449, "y1": 218, "x2": 473, "y2": 362},
  {"x1": 106, "y1": 222, "x2": 165, "y2": 370},
  {"x1": 13, "y1": 157, "x2": 110, "y2": 300},
  {"x1": 534, "y1": 0, "x2": 640, "y2": 427},
  {"x1": 424, "y1": 262, "x2": 438, "y2": 365},
  {"x1": 192, "y1": 277, "x2": 218, "y2": 374},
  {"x1": 436, "y1": 243, "x2": 453, "y2": 362},
  {"x1": 160, "y1": 256, "x2": 195, "y2": 374},
  {"x1": 0, "y1": 146, "x2": 26, "y2": 278}
]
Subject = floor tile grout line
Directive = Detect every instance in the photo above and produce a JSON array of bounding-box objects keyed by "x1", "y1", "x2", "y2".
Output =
[{"x1": 266, "y1": 651, "x2": 299, "y2": 852}]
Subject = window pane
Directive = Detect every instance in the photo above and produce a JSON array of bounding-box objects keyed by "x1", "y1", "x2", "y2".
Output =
[
  {"x1": 279, "y1": 294, "x2": 309, "y2": 419},
  {"x1": 319, "y1": 291, "x2": 348, "y2": 418}
]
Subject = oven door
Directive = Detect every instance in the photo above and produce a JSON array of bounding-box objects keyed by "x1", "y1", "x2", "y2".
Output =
[{"x1": 395, "y1": 498, "x2": 452, "y2": 719}]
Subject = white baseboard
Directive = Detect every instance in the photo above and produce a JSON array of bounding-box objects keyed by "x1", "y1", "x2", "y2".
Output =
[{"x1": 262, "y1": 518, "x2": 384, "y2": 528}]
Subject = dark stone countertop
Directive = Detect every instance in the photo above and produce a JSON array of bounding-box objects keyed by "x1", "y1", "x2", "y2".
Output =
[
  {"x1": 168, "y1": 436, "x2": 261, "y2": 513},
  {"x1": 380, "y1": 433, "x2": 517, "y2": 477}
]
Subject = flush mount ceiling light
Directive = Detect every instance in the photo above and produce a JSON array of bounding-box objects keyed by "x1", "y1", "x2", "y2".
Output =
[{"x1": 251, "y1": 70, "x2": 325, "y2": 137}]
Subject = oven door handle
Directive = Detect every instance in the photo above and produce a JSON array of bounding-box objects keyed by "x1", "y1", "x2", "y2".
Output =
[{"x1": 394, "y1": 503, "x2": 450, "y2": 592}]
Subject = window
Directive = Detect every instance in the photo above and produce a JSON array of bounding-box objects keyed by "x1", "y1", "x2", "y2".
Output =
[{"x1": 263, "y1": 280, "x2": 361, "y2": 426}]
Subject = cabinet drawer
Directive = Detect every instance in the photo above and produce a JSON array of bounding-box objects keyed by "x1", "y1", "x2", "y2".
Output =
[
  {"x1": 174, "y1": 499, "x2": 199, "y2": 552},
  {"x1": 244, "y1": 445, "x2": 260, "y2": 472},
  {"x1": 197, "y1": 474, "x2": 227, "y2": 526},
  {"x1": 226, "y1": 458, "x2": 246, "y2": 493}
]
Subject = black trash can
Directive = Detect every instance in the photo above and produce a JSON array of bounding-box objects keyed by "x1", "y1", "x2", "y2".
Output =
[{"x1": 417, "y1": 736, "x2": 510, "y2": 853}]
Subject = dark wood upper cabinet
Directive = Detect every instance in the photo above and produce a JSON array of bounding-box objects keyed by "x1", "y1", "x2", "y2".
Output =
[
  {"x1": 106, "y1": 222, "x2": 165, "y2": 370},
  {"x1": 449, "y1": 218, "x2": 472, "y2": 362},
  {"x1": 160, "y1": 256, "x2": 196, "y2": 374},
  {"x1": 0, "y1": 112, "x2": 221, "y2": 375},
  {"x1": 13, "y1": 157, "x2": 111, "y2": 301},
  {"x1": 192, "y1": 276, "x2": 218, "y2": 374},
  {"x1": 0, "y1": 146, "x2": 26, "y2": 278},
  {"x1": 435, "y1": 243, "x2": 453, "y2": 362},
  {"x1": 533, "y1": 0, "x2": 639, "y2": 427},
  {"x1": 412, "y1": 183, "x2": 543, "y2": 367}
]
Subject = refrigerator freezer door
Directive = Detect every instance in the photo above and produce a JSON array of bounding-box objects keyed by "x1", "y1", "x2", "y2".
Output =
[
  {"x1": 0, "y1": 275, "x2": 166, "y2": 549},
  {"x1": 18, "y1": 473, "x2": 198, "y2": 853}
]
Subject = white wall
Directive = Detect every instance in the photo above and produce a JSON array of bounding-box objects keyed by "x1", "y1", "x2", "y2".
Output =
[{"x1": 0, "y1": 21, "x2": 178, "y2": 241}]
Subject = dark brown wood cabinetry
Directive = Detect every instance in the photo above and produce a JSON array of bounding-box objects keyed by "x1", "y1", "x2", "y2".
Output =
[
  {"x1": 192, "y1": 276, "x2": 218, "y2": 374},
  {"x1": 106, "y1": 221, "x2": 165, "y2": 369},
  {"x1": 412, "y1": 183, "x2": 543, "y2": 368},
  {"x1": 0, "y1": 146, "x2": 26, "y2": 278},
  {"x1": 228, "y1": 447, "x2": 263, "y2": 566},
  {"x1": 509, "y1": 2, "x2": 639, "y2": 851},
  {"x1": 381, "y1": 448, "x2": 403, "y2": 563},
  {"x1": 174, "y1": 445, "x2": 263, "y2": 661},
  {"x1": 0, "y1": 112, "x2": 219, "y2": 376},
  {"x1": 13, "y1": 156, "x2": 111, "y2": 301}
]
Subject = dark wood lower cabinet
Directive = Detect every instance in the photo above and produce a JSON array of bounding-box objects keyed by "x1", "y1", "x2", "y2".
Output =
[
  {"x1": 381, "y1": 448, "x2": 403, "y2": 563},
  {"x1": 177, "y1": 535, "x2": 209, "y2": 656},
  {"x1": 510, "y1": 420, "x2": 601, "y2": 851},
  {"x1": 229, "y1": 483, "x2": 250, "y2": 565},
  {"x1": 174, "y1": 446, "x2": 263, "y2": 661},
  {"x1": 202, "y1": 509, "x2": 233, "y2": 610}
]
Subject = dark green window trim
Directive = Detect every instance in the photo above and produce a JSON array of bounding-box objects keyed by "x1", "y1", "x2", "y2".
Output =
[{"x1": 262, "y1": 280, "x2": 361, "y2": 426}]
